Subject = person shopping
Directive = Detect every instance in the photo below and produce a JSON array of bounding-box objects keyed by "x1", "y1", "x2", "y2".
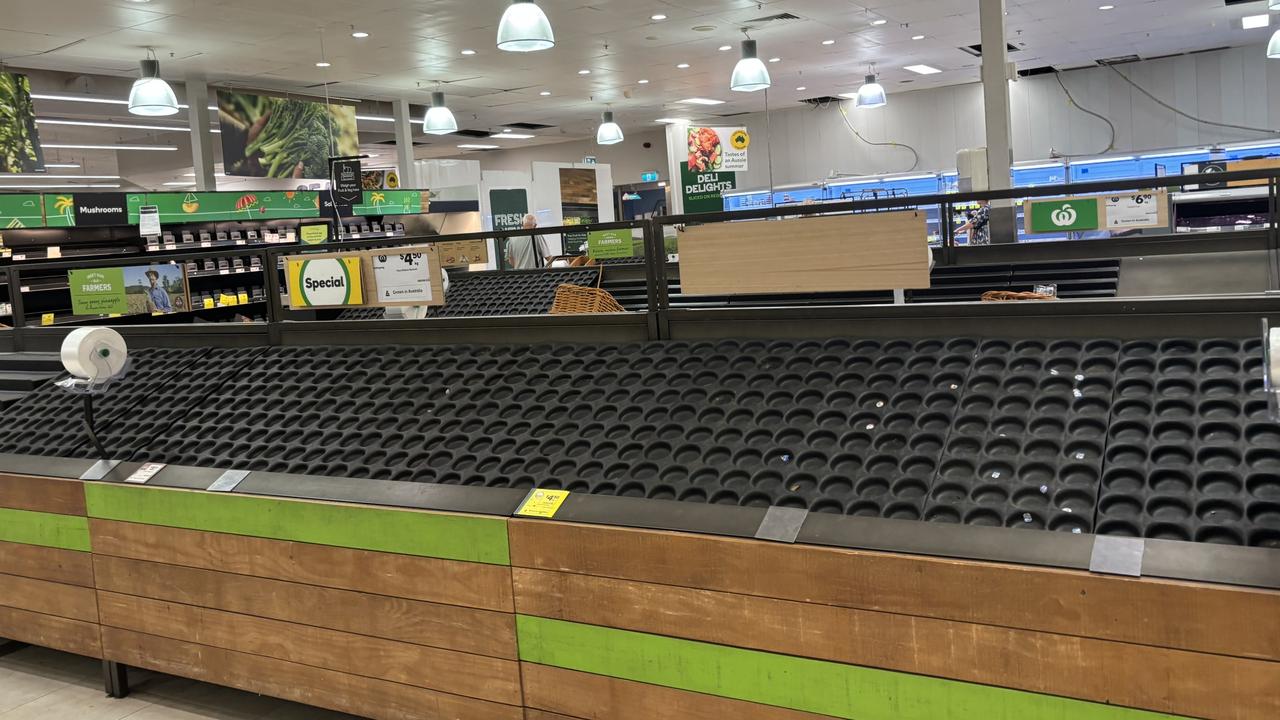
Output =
[
  {"x1": 506, "y1": 214, "x2": 548, "y2": 269},
  {"x1": 956, "y1": 199, "x2": 991, "y2": 246}
]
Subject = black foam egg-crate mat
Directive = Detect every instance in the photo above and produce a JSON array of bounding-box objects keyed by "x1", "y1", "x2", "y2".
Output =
[
  {"x1": 430, "y1": 268, "x2": 601, "y2": 317},
  {"x1": 1, "y1": 336, "x2": 1277, "y2": 548}
]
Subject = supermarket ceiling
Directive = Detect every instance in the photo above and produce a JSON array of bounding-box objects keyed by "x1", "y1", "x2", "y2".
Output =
[{"x1": 1, "y1": 0, "x2": 1274, "y2": 155}]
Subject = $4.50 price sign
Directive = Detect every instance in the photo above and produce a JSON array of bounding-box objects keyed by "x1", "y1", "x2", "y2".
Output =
[{"x1": 371, "y1": 251, "x2": 434, "y2": 303}]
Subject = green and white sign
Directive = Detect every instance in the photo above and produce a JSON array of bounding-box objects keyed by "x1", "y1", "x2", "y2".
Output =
[
  {"x1": 586, "y1": 229, "x2": 634, "y2": 259},
  {"x1": 68, "y1": 268, "x2": 127, "y2": 315},
  {"x1": 1028, "y1": 198, "x2": 1100, "y2": 233},
  {"x1": 490, "y1": 188, "x2": 529, "y2": 231},
  {"x1": 681, "y1": 162, "x2": 736, "y2": 215},
  {"x1": 0, "y1": 194, "x2": 43, "y2": 229}
]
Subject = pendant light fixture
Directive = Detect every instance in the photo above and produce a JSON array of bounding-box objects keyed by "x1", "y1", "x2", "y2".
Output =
[
  {"x1": 127, "y1": 50, "x2": 179, "y2": 117},
  {"x1": 1269, "y1": 28, "x2": 1280, "y2": 59},
  {"x1": 596, "y1": 111, "x2": 624, "y2": 145},
  {"x1": 730, "y1": 38, "x2": 771, "y2": 92},
  {"x1": 423, "y1": 90, "x2": 458, "y2": 135},
  {"x1": 855, "y1": 66, "x2": 887, "y2": 109},
  {"x1": 497, "y1": 0, "x2": 555, "y2": 52}
]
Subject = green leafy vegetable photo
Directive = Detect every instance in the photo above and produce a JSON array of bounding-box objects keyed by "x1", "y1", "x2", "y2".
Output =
[
  {"x1": 216, "y1": 90, "x2": 358, "y2": 179},
  {"x1": 0, "y1": 72, "x2": 45, "y2": 173}
]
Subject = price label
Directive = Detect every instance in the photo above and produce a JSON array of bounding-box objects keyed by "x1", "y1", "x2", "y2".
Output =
[
  {"x1": 235, "y1": 239, "x2": 246, "y2": 246},
  {"x1": 219, "y1": 269, "x2": 230, "y2": 275},
  {"x1": 40, "y1": 313, "x2": 54, "y2": 326},
  {"x1": 218, "y1": 293, "x2": 237, "y2": 306},
  {"x1": 202, "y1": 298, "x2": 215, "y2": 309},
  {"x1": 125, "y1": 462, "x2": 166, "y2": 485},
  {"x1": 371, "y1": 252, "x2": 434, "y2": 303},
  {"x1": 200, "y1": 241, "x2": 212, "y2": 248},
  {"x1": 516, "y1": 489, "x2": 570, "y2": 518},
  {"x1": 108, "y1": 313, "x2": 122, "y2": 318},
  {"x1": 236, "y1": 291, "x2": 249, "y2": 304},
  {"x1": 13, "y1": 254, "x2": 26, "y2": 261}
]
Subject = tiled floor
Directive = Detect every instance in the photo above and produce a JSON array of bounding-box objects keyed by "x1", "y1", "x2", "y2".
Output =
[{"x1": 0, "y1": 645, "x2": 360, "y2": 719}]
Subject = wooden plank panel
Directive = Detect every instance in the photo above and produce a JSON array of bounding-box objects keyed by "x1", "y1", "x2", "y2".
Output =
[
  {"x1": 0, "y1": 473, "x2": 85, "y2": 515},
  {"x1": 0, "y1": 540, "x2": 93, "y2": 587},
  {"x1": 517, "y1": 616, "x2": 1181, "y2": 720},
  {"x1": 0, "y1": 572, "x2": 98, "y2": 622},
  {"x1": 0, "y1": 507, "x2": 91, "y2": 551},
  {"x1": 514, "y1": 569, "x2": 1277, "y2": 720},
  {"x1": 84, "y1": 483, "x2": 510, "y2": 565},
  {"x1": 677, "y1": 211, "x2": 931, "y2": 296},
  {"x1": 523, "y1": 664, "x2": 836, "y2": 720},
  {"x1": 98, "y1": 592, "x2": 522, "y2": 705},
  {"x1": 101, "y1": 627, "x2": 523, "y2": 720},
  {"x1": 509, "y1": 520, "x2": 1280, "y2": 661},
  {"x1": 0, "y1": 605, "x2": 101, "y2": 658},
  {"x1": 93, "y1": 555, "x2": 516, "y2": 660},
  {"x1": 525, "y1": 711, "x2": 583, "y2": 720},
  {"x1": 90, "y1": 519, "x2": 513, "y2": 612}
]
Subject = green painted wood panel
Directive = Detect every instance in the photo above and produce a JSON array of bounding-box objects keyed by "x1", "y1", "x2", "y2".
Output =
[
  {"x1": 515, "y1": 616, "x2": 1187, "y2": 720},
  {"x1": 84, "y1": 483, "x2": 509, "y2": 565},
  {"x1": 0, "y1": 507, "x2": 91, "y2": 552}
]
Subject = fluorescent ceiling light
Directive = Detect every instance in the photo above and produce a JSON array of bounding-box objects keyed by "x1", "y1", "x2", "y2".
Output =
[
  {"x1": 1243, "y1": 14, "x2": 1271, "y2": 30},
  {"x1": 904, "y1": 64, "x2": 941, "y2": 75},
  {"x1": 163, "y1": 181, "x2": 198, "y2": 186},
  {"x1": 355, "y1": 115, "x2": 395, "y2": 122},
  {"x1": 0, "y1": 183, "x2": 121, "y2": 189},
  {"x1": 31, "y1": 93, "x2": 128, "y2": 105},
  {"x1": 912, "y1": 35, "x2": 925, "y2": 40},
  {"x1": 457, "y1": 144, "x2": 499, "y2": 149},
  {"x1": 1098, "y1": 4, "x2": 1114, "y2": 10},
  {"x1": 43, "y1": 143, "x2": 177, "y2": 151},
  {"x1": 677, "y1": 97, "x2": 725, "y2": 105},
  {"x1": 677, "y1": 63, "x2": 690, "y2": 69},
  {"x1": 491, "y1": 133, "x2": 535, "y2": 139},
  {"x1": 1, "y1": 174, "x2": 119, "y2": 179},
  {"x1": 182, "y1": 172, "x2": 228, "y2": 177},
  {"x1": 36, "y1": 118, "x2": 189, "y2": 132},
  {"x1": 871, "y1": 19, "x2": 887, "y2": 25},
  {"x1": 43, "y1": 163, "x2": 80, "y2": 168},
  {"x1": 822, "y1": 40, "x2": 835, "y2": 45},
  {"x1": 655, "y1": 118, "x2": 689, "y2": 124},
  {"x1": 1072, "y1": 155, "x2": 1135, "y2": 165}
]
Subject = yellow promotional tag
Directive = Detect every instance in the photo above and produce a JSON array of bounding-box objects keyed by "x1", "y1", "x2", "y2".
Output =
[
  {"x1": 236, "y1": 291, "x2": 249, "y2": 304},
  {"x1": 109, "y1": 313, "x2": 122, "y2": 318},
  {"x1": 40, "y1": 313, "x2": 53, "y2": 326},
  {"x1": 516, "y1": 489, "x2": 570, "y2": 519},
  {"x1": 202, "y1": 298, "x2": 215, "y2": 309},
  {"x1": 218, "y1": 293, "x2": 237, "y2": 306}
]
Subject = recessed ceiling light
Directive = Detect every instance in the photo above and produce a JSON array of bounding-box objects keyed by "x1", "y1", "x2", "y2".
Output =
[
  {"x1": 718, "y1": 45, "x2": 732, "y2": 51},
  {"x1": 904, "y1": 64, "x2": 942, "y2": 75},
  {"x1": 912, "y1": 34, "x2": 925, "y2": 40},
  {"x1": 2, "y1": 174, "x2": 119, "y2": 179},
  {"x1": 651, "y1": 14, "x2": 667, "y2": 21},
  {"x1": 351, "y1": 30, "x2": 369, "y2": 38},
  {"x1": 491, "y1": 132, "x2": 535, "y2": 139},
  {"x1": 796, "y1": 86, "x2": 807, "y2": 91},
  {"x1": 354, "y1": 115, "x2": 395, "y2": 122},
  {"x1": 677, "y1": 63, "x2": 690, "y2": 68},
  {"x1": 871, "y1": 19, "x2": 887, "y2": 26},
  {"x1": 502, "y1": 128, "x2": 512, "y2": 133},
  {"x1": 638, "y1": 79, "x2": 649, "y2": 84},
  {"x1": 457, "y1": 144, "x2": 499, "y2": 149},
  {"x1": 539, "y1": 90, "x2": 552, "y2": 95},
  {"x1": 461, "y1": 49, "x2": 477, "y2": 56},
  {"x1": 1098, "y1": 4, "x2": 1114, "y2": 9},
  {"x1": 315, "y1": 61, "x2": 331, "y2": 67},
  {"x1": 676, "y1": 97, "x2": 725, "y2": 105},
  {"x1": 768, "y1": 57, "x2": 780, "y2": 63},
  {"x1": 655, "y1": 118, "x2": 689, "y2": 124},
  {"x1": 163, "y1": 181, "x2": 198, "y2": 186},
  {"x1": 822, "y1": 40, "x2": 835, "y2": 46},
  {"x1": 578, "y1": 69, "x2": 591, "y2": 75},
  {"x1": 1243, "y1": 14, "x2": 1271, "y2": 29}
]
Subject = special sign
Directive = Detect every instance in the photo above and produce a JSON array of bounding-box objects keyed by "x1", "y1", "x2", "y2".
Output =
[{"x1": 286, "y1": 256, "x2": 364, "y2": 307}]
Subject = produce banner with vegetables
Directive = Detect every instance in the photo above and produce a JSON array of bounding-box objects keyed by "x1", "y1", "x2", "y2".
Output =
[
  {"x1": 134, "y1": 190, "x2": 322, "y2": 224},
  {"x1": 350, "y1": 190, "x2": 425, "y2": 216},
  {"x1": 0, "y1": 72, "x2": 44, "y2": 174},
  {"x1": 687, "y1": 126, "x2": 749, "y2": 173},
  {"x1": 217, "y1": 90, "x2": 359, "y2": 179},
  {"x1": 0, "y1": 194, "x2": 44, "y2": 229}
]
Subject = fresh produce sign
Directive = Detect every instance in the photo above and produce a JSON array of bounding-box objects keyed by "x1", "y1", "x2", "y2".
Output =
[
  {"x1": 0, "y1": 194, "x2": 44, "y2": 229},
  {"x1": 687, "y1": 126, "x2": 748, "y2": 172},
  {"x1": 217, "y1": 90, "x2": 359, "y2": 179},
  {"x1": 0, "y1": 72, "x2": 43, "y2": 173}
]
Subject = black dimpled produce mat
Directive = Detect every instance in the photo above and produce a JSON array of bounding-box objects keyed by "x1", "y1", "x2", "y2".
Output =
[
  {"x1": 1, "y1": 336, "x2": 1277, "y2": 548},
  {"x1": 431, "y1": 268, "x2": 601, "y2": 317}
]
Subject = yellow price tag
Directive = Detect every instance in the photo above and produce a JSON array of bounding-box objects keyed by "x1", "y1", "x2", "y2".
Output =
[
  {"x1": 515, "y1": 489, "x2": 570, "y2": 519},
  {"x1": 40, "y1": 313, "x2": 54, "y2": 326},
  {"x1": 108, "y1": 313, "x2": 122, "y2": 318},
  {"x1": 202, "y1": 298, "x2": 215, "y2": 309},
  {"x1": 218, "y1": 293, "x2": 237, "y2": 306},
  {"x1": 236, "y1": 291, "x2": 249, "y2": 304}
]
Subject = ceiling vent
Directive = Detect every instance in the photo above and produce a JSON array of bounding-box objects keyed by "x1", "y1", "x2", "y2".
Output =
[
  {"x1": 453, "y1": 129, "x2": 493, "y2": 138},
  {"x1": 959, "y1": 42, "x2": 1021, "y2": 57},
  {"x1": 1018, "y1": 66, "x2": 1057, "y2": 77},
  {"x1": 1095, "y1": 54, "x2": 1141, "y2": 66},
  {"x1": 504, "y1": 122, "x2": 554, "y2": 130},
  {"x1": 373, "y1": 139, "x2": 429, "y2": 146},
  {"x1": 743, "y1": 12, "x2": 802, "y2": 24},
  {"x1": 800, "y1": 96, "x2": 846, "y2": 107}
]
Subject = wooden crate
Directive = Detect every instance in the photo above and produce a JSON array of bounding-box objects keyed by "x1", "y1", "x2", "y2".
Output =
[
  {"x1": 85, "y1": 484, "x2": 523, "y2": 720},
  {"x1": 0, "y1": 473, "x2": 99, "y2": 658},
  {"x1": 509, "y1": 519, "x2": 1280, "y2": 720}
]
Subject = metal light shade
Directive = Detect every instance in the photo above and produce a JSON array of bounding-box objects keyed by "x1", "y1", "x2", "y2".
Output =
[
  {"x1": 1269, "y1": 29, "x2": 1280, "y2": 59},
  {"x1": 855, "y1": 73, "x2": 887, "y2": 109},
  {"x1": 128, "y1": 59, "x2": 179, "y2": 116},
  {"x1": 423, "y1": 92, "x2": 458, "y2": 135},
  {"x1": 1271, "y1": 0, "x2": 1280, "y2": 10},
  {"x1": 497, "y1": 0, "x2": 555, "y2": 52},
  {"x1": 731, "y1": 39, "x2": 771, "y2": 92},
  {"x1": 596, "y1": 111, "x2": 624, "y2": 145}
]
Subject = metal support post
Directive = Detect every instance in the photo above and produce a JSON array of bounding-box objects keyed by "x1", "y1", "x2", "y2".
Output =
[
  {"x1": 979, "y1": 0, "x2": 1016, "y2": 244},
  {"x1": 186, "y1": 78, "x2": 217, "y2": 191},
  {"x1": 102, "y1": 660, "x2": 129, "y2": 698}
]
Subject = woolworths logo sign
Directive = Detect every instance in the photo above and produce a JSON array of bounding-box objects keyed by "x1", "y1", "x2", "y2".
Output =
[{"x1": 1029, "y1": 198, "x2": 1099, "y2": 233}]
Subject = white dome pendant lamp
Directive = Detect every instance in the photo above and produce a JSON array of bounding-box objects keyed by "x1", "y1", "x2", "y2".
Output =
[
  {"x1": 731, "y1": 38, "x2": 771, "y2": 92},
  {"x1": 497, "y1": 0, "x2": 555, "y2": 52},
  {"x1": 128, "y1": 51, "x2": 179, "y2": 117},
  {"x1": 1269, "y1": 28, "x2": 1280, "y2": 59},
  {"x1": 423, "y1": 91, "x2": 458, "y2": 135},
  {"x1": 596, "y1": 111, "x2": 624, "y2": 145},
  {"x1": 855, "y1": 66, "x2": 887, "y2": 109}
]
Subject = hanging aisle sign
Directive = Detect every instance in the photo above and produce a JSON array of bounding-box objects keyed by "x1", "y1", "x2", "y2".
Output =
[
  {"x1": 687, "y1": 126, "x2": 750, "y2": 172},
  {"x1": 490, "y1": 188, "x2": 529, "y2": 231},
  {"x1": 681, "y1": 162, "x2": 736, "y2": 215}
]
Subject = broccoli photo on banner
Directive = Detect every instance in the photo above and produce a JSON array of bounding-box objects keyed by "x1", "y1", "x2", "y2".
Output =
[
  {"x1": 0, "y1": 72, "x2": 45, "y2": 173},
  {"x1": 216, "y1": 90, "x2": 358, "y2": 179}
]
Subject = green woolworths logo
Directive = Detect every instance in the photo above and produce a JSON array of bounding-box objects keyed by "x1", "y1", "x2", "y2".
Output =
[
  {"x1": 1050, "y1": 204, "x2": 1077, "y2": 227},
  {"x1": 1030, "y1": 198, "x2": 1099, "y2": 233}
]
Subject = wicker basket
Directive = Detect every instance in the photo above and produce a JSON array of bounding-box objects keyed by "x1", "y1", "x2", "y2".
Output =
[
  {"x1": 981, "y1": 290, "x2": 1058, "y2": 302},
  {"x1": 550, "y1": 284, "x2": 626, "y2": 314}
]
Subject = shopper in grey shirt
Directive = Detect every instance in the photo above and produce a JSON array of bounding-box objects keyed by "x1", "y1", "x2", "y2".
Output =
[{"x1": 507, "y1": 214, "x2": 546, "y2": 269}]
